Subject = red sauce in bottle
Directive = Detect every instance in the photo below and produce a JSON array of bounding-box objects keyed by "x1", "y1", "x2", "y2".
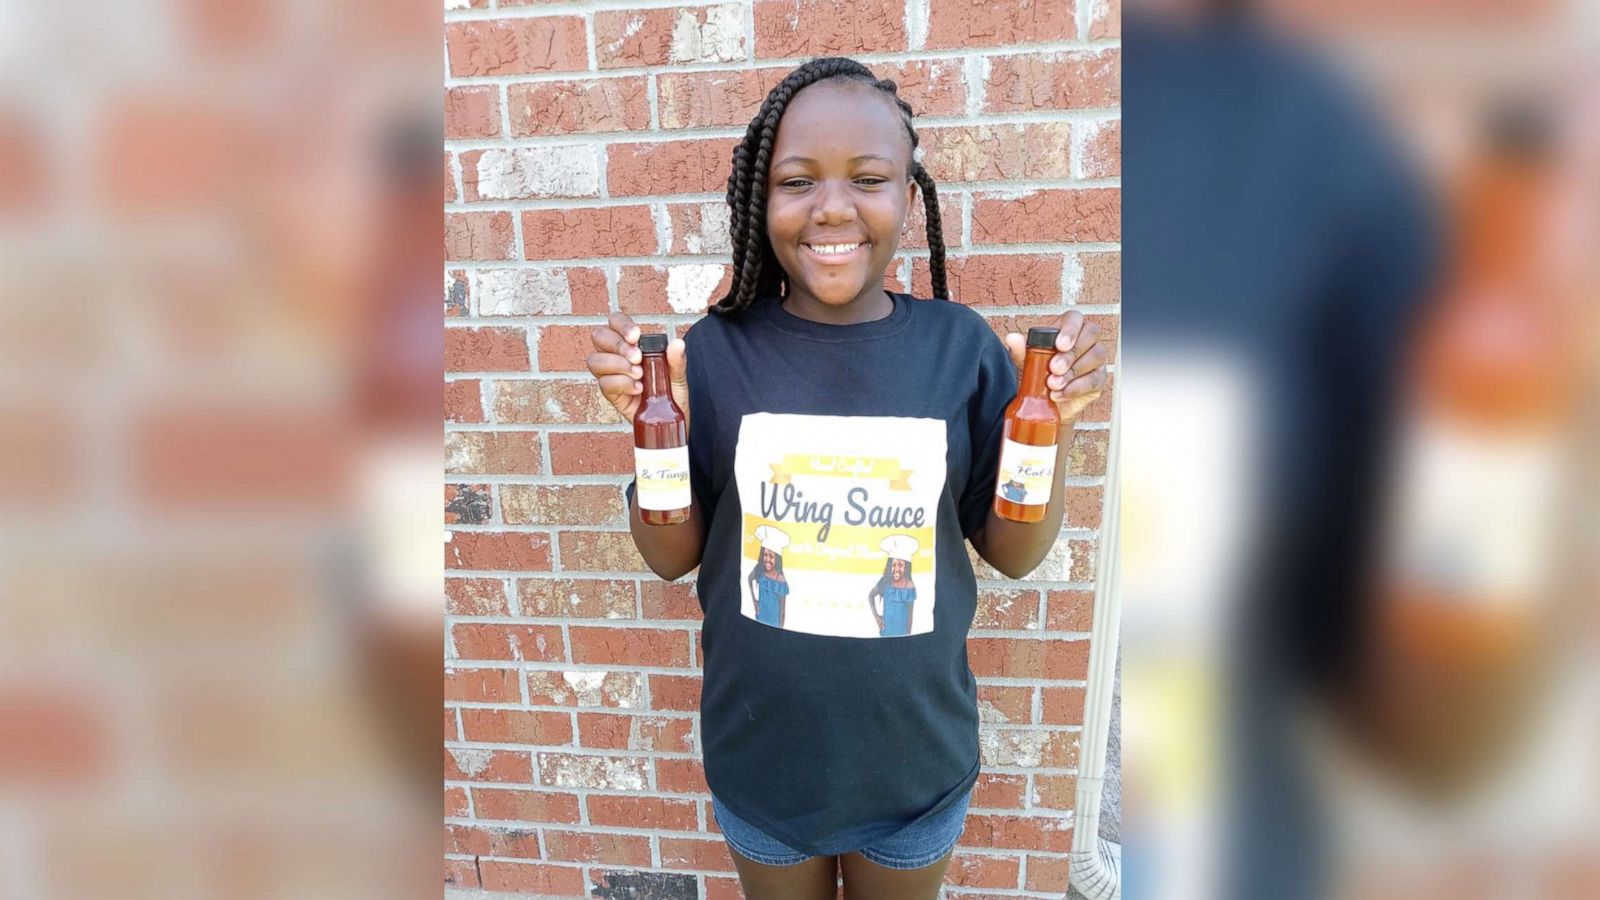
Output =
[
  {"x1": 993, "y1": 327, "x2": 1061, "y2": 524},
  {"x1": 634, "y1": 333, "x2": 691, "y2": 525}
]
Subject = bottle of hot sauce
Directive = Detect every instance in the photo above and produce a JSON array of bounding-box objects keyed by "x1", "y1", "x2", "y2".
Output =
[
  {"x1": 994, "y1": 327, "x2": 1062, "y2": 524},
  {"x1": 633, "y1": 333, "x2": 691, "y2": 525}
]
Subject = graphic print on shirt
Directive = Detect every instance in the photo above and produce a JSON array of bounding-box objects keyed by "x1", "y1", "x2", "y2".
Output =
[{"x1": 733, "y1": 413, "x2": 946, "y2": 638}]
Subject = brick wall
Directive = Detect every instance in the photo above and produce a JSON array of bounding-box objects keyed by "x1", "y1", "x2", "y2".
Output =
[{"x1": 443, "y1": 1, "x2": 1120, "y2": 896}]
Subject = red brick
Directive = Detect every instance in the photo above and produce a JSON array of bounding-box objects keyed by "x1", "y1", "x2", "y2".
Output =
[
  {"x1": 976, "y1": 684, "x2": 1034, "y2": 724},
  {"x1": 661, "y1": 837, "x2": 735, "y2": 873},
  {"x1": 570, "y1": 626, "x2": 691, "y2": 667},
  {"x1": 100, "y1": 101, "x2": 253, "y2": 214},
  {"x1": 754, "y1": 0, "x2": 906, "y2": 58},
  {"x1": 444, "y1": 153, "x2": 458, "y2": 204},
  {"x1": 960, "y1": 813, "x2": 1073, "y2": 851},
  {"x1": 921, "y1": 123, "x2": 1073, "y2": 183},
  {"x1": 1032, "y1": 774, "x2": 1078, "y2": 810},
  {"x1": 1045, "y1": 590, "x2": 1095, "y2": 632},
  {"x1": 452, "y1": 624, "x2": 566, "y2": 662},
  {"x1": 446, "y1": 709, "x2": 460, "y2": 742},
  {"x1": 445, "y1": 531, "x2": 552, "y2": 571},
  {"x1": 543, "y1": 830, "x2": 651, "y2": 867},
  {"x1": 445, "y1": 432, "x2": 541, "y2": 476},
  {"x1": 705, "y1": 876, "x2": 743, "y2": 900},
  {"x1": 972, "y1": 189, "x2": 1119, "y2": 244},
  {"x1": 501, "y1": 484, "x2": 626, "y2": 527},
  {"x1": 879, "y1": 59, "x2": 968, "y2": 117},
  {"x1": 587, "y1": 795, "x2": 698, "y2": 830},
  {"x1": 1026, "y1": 854, "x2": 1071, "y2": 892},
  {"x1": 901, "y1": 191, "x2": 962, "y2": 253},
  {"x1": 445, "y1": 86, "x2": 500, "y2": 139},
  {"x1": 1065, "y1": 486, "x2": 1103, "y2": 530},
  {"x1": 527, "y1": 670, "x2": 645, "y2": 708},
  {"x1": 649, "y1": 674, "x2": 702, "y2": 712},
  {"x1": 518, "y1": 578, "x2": 636, "y2": 618},
  {"x1": 1080, "y1": 119, "x2": 1120, "y2": 178},
  {"x1": 656, "y1": 69, "x2": 778, "y2": 130},
  {"x1": 445, "y1": 824, "x2": 541, "y2": 858},
  {"x1": 968, "y1": 638, "x2": 1091, "y2": 680},
  {"x1": 607, "y1": 138, "x2": 737, "y2": 197},
  {"x1": 445, "y1": 379, "x2": 485, "y2": 423},
  {"x1": 641, "y1": 582, "x2": 701, "y2": 620},
  {"x1": 445, "y1": 667, "x2": 522, "y2": 703},
  {"x1": 132, "y1": 408, "x2": 344, "y2": 510},
  {"x1": 1090, "y1": 0, "x2": 1120, "y2": 38},
  {"x1": 443, "y1": 858, "x2": 478, "y2": 889},
  {"x1": 594, "y1": 5, "x2": 747, "y2": 69},
  {"x1": 578, "y1": 713, "x2": 693, "y2": 751},
  {"x1": 522, "y1": 206, "x2": 656, "y2": 260},
  {"x1": 945, "y1": 852, "x2": 1020, "y2": 889},
  {"x1": 459, "y1": 709, "x2": 574, "y2": 745},
  {"x1": 538, "y1": 752, "x2": 651, "y2": 790},
  {"x1": 445, "y1": 18, "x2": 587, "y2": 77},
  {"x1": 492, "y1": 379, "x2": 622, "y2": 425},
  {"x1": 446, "y1": 578, "x2": 509, "y2": 616},
  {"x1": 984, "y1": 49, "x2": 1120, "y2": 113},
  {"x1": 445, "y1": 211, "x2": 515, "y2": 261},
  {"x1": 558, "y1": 531, "x2": 650, "y2": 572},
  {"x1": 928, "y1": 254, "x2": 1066, "y2": 306},
  {"x1": 928, "y1": 0, "x2": 1073, "y2": 48},
  {"x1": 973, "y1": 588, "x2": 1040, "y2": 631},
  {"x1": 549, "y1": 431, "x2": 634, "y2": 474},
  {"x1": 532, "y1": 324, "x2": 596, "y2": 372},
  {"x1": 655, "y1": 757, "x2": 709, "y2": 794},
  {"x1": 446, "y1": 327, "x2": 529, "y2": 373},
  {"x1": 1079, "y1": 372, "x2": 1113, "y2": 422},
  {"x1": 478, "y1": 861, "x2": 585, "y2": 896},
  {"x1": 1076, "y1": 251, "x2": 1119, "y2": 305},
  {"x1": 508, "y1": 77, "x2": 650, "y2": 137},
  {"x1": 445, "y1": 747, "x2": 533, "y2": 783},
  {"x1": 972, "y1": 772, "x2": 1026, "y2": 808},
  {"x1": 618, "y1": 264, "x2": 731, "y2": 314},
  {"x1": 445, "y1": 785, "x2": 469, "y2": 817},
  {"x1": 1040, "y1": 686, "x2": 1085, "y2": 725}
]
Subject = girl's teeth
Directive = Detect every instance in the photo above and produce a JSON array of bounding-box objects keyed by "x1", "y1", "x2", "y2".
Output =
[{"x1": 810, "y1": 243, "x2": 860, "y2": 255}]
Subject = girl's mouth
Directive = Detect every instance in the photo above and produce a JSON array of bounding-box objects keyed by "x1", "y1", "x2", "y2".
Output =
[{"x1": 802, "y1": 242, "x2": 867, "y2": 265}]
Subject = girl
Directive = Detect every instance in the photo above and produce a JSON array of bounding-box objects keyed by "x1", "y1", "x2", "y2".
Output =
[
  {"x1": 870, "y1": 534, "x2": 919, "y2": 637},
  {"x1": 585, "y1": 57, "x2": 1108, "y2": 900},
  {"x1": 747, "y1": 525, "x2": 790, "y2": 628}
]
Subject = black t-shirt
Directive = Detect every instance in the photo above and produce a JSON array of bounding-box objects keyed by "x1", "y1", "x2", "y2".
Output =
[{"x1": 631, "y1": 290, "x2": 1018, "y2": 855}]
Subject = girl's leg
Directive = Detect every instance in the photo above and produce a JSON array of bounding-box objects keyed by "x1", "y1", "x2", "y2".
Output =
[
  {"x1": 728, "y1": 847, "x2": 840, "y2": 900},
  {"x1": 838, "y1": 847, "x2": 954, "y2": 900}
]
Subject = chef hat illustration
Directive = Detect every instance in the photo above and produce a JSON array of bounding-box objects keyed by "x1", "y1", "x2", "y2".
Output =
[
  {"x1": 880, "y1": 534, "x2": 919, "y2": 560},
  {"x1": 754, "y1": 524, "x2": 791, "y2": 552}
]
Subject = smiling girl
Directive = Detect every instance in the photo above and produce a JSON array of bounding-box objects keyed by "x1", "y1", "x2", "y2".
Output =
[{"x1": 585, "y1": 57, "x2": 1108, "y2": 900}]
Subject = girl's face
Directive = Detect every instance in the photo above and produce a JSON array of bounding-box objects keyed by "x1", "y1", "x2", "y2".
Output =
[
  {"x1": 765, "y1": 80, "x2": 917, "y2": 312},
  {"x1": 892, "y1": 559, "x2": 907, "y2": 580},
  {"x1": 761, "y1": 548, "x2": 775, "y2": 571}
]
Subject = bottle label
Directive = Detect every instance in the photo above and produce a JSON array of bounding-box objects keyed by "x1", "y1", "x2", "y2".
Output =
[
  {"x1": 635, "y1": 445, "x2": 692, "y2": 511},
  {"x1": 995, "y1": 438, "x2": 1056, "y2": 506}
]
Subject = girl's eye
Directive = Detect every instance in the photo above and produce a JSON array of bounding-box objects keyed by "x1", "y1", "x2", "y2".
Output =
[
  {"x1": 855, "y1": 177, "x2": 888, "y2": 186},
  {"x1": 781, "y1": 179, "x2": 812, "y2": 188}
]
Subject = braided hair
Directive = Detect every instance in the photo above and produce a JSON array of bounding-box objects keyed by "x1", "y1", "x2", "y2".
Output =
[{"x1": 711, "y1": 57, "x2": 949, "y2": 315}]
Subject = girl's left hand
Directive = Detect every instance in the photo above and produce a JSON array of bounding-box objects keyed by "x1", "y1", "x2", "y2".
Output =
[{"x1": 1003, "y1": 310, "x2": 1109, "y2": 423}]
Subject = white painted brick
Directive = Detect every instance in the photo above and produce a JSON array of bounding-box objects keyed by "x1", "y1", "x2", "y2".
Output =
[
  {"x1": 666, "y1": 263, "x2": 725, "y2": 313},
  {"x1": 684, "y1": 202, "x2": 731, "y2": 255},
  {"x1": 475, "y1": 146, "x2": 601, "y2": 200},
  {"x1": 670, "y1": 5, "x2": 745, "y2": 64},
  {"x1": 472, "y1": 269, "x2": 574, "y2": 316}
]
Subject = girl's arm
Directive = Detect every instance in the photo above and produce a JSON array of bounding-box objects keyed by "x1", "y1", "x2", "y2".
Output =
[
  {"x1": 628, "y1": 490, "x2": 706, "y2": 581},
  {"x1": 970, "y1": 421, "x2": 1076, "y2": 579}
]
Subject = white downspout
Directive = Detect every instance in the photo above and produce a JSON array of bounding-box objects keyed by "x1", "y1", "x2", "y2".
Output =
[{"x1": 1068, "y1": 384, "x2": 1122, "y2": 899}]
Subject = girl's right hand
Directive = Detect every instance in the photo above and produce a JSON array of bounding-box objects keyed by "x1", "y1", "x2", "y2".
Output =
[{"x1": 587, "y1": 312, "x2": 690, "y2": 431}]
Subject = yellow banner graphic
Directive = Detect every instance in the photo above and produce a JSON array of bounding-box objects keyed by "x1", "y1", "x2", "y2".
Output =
[{"x1": 767, "y1": 454, "x2": 914, "y2": 490}]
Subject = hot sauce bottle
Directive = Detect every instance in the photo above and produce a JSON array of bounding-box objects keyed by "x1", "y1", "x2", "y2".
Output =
[
  {"x1": 633, "y1": 332, "x2": 692, "y2": 525},
  {"x1": 993, "y1": 327, "x2": 1062, "y2": 524}
]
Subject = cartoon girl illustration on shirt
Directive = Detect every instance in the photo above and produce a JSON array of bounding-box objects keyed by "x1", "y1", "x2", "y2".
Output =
[
  {"x1": 869, "y1": 534, "x2": 919, "y2": 637},
  {"x1": 747, "y1": 525, "x2": 791, "y2": 628}
]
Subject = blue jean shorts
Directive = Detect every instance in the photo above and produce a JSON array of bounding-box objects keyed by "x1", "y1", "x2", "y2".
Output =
[{"x1": 711, "y1": 790, "x2": 971, "y2": 870}]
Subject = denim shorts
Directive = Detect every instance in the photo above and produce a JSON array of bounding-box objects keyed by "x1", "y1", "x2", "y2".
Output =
[{"x1": 711, "y1": 790, "x2": 971, "y2": 870}]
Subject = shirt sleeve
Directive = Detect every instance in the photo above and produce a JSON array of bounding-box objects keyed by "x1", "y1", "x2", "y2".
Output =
[{"x1": 958, "y1": 328, "x2": 1019, "y2": 541}]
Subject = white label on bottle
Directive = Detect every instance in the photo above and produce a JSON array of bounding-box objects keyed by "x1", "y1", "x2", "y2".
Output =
[
  {"x1": 994, "y1": 437, "x2": 1056, "y2": 506},
  {"x1": 635, "y1": 445, "x2": 692, "y2": 511},
  {"x1": 1387, "y1": 414, "x2": 1562, "y2": 605}
]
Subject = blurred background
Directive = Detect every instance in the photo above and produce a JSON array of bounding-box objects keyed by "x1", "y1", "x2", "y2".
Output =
[
  {"x1": 0, "y1": 2, "x2": 441, "y2": 899},
  {"x1": 1124, "y1": 0, "x2": 1599, "y2": 898}
]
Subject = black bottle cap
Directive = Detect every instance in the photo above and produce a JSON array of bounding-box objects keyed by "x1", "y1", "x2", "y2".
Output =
[
  {"x1": 638, "y1": 332, "x2": 669, "y2": 353},
  {"x1": 1026, "y1": 327, "x2": 1060, "y2": 349}
]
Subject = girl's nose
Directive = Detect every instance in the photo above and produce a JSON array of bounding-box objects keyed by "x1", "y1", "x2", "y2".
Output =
[{"x1": 810, "y1": 181, "x2": 856, "y2": 225}]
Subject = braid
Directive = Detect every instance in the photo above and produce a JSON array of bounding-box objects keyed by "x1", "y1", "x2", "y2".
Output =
[{"x1": 711, "y1": 57, "x2": 951, "y2": 314}]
